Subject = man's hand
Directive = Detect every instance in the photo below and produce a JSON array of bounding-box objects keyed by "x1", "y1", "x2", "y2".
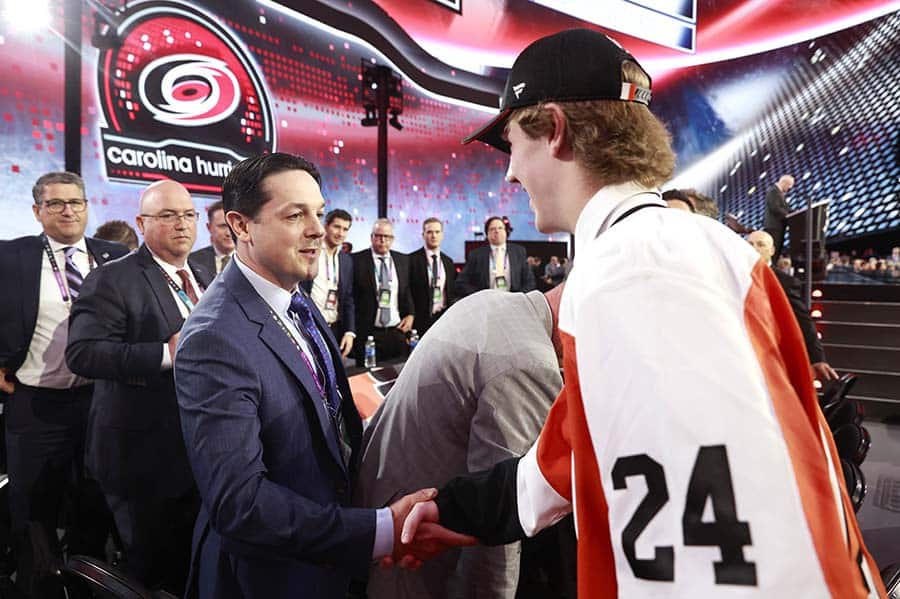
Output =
[
  {"x1": 812, "y1": 361, "x2": 838, "y2": 382},
  {"x1": 397, "y1": 315, "x2": 414, "y2": 333},
  {"x1": 387, "y1": 491, "x2": 477, "y2": 570},
  {"x1": 0, "y1": 367, "x2": 15, "y2": 395},
  {"x1": 339, "y1": 333, "x2": 354, "y2": 357},
  {"x1": 167, "y1": 331, "x2": 181, "y2": 362}
]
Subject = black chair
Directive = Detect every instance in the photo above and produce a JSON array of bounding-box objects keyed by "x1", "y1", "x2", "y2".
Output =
[
  {"x1": 60, "y1": 555, "x2": 177, "y2": 599},
  {"x1": 839, "y1": 458, "x2": 867, "y2": 513},
  {"x1": 882, "y1": 563, "x2": 900, "y2": 598}
]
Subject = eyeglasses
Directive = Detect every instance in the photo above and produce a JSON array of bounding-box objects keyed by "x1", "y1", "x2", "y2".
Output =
[
  {"x1": 140, "y1": 211, "x2": 200, "y2": 225},
  {"x1": 372, "y1": 234, "x2": 394, "y2": 240},
  {"x1": 40, "y1": 199, "x2": 87, "y2": 214}
]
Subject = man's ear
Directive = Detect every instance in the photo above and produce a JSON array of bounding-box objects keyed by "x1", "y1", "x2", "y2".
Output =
[
  {"x1": 226, "y1": 210, "x2": 251, "y2": 243},
  {"x1": 544, "y1": 103, "x2": 571, "y2": 159}
]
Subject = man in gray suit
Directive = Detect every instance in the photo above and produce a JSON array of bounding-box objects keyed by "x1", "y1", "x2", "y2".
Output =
[{"x1": 356, "y1": 287, "x2": 563, "y2": 598}]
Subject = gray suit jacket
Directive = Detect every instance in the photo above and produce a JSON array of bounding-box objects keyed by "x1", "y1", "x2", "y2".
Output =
[{"x1": 356, "y1": 290, "x2": 562, "y2": 599}]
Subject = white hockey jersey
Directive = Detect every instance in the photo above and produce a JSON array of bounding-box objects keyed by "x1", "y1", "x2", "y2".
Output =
[{"x1": 515, "y1": 183, "x2": 884, "y2": 598}]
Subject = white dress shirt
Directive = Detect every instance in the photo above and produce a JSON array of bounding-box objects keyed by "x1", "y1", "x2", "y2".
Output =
[
  {"x1": 425, "y1": 247, "x2": 446, "y2": 312},
  {"x1": 371, "y1": 251, "x2": 400, "y2": 327},
  {"x1": 154, "y1": 251, "x2": 203, "y2": 369},
  {"x1": 17, "y1": 236, "x2": 91, "y2": 388},
  {"x1": 311, "y1": 247, "x2": 341, "y2": 325}
]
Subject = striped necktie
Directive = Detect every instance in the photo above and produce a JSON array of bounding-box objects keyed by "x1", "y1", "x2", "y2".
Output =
[
  {"x1": 63, "y1": 247, "x2": 84, "y2": 300},
  {"x1": 289, "y1": 291, "x2": 340, "y2": 421}
]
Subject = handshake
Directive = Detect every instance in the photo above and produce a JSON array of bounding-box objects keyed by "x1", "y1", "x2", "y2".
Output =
[{"x1": 385, "y1": 488, "x2": 477, "y2": 569}]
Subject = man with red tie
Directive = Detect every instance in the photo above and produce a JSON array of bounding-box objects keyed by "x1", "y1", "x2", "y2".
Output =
[{"x1": 66, "y1": 179, "x2": 213, "y2": 595}]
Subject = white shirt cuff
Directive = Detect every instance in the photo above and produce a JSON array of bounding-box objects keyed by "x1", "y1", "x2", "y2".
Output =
[
  {"x1": 161, "y1": 343, "x2": 173, "y2": 370},
  {"x1": 372, "y1": 507, "x2": 394, "y2": 559}
]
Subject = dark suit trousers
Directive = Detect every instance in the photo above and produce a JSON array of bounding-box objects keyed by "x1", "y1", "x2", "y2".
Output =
[
  {"x1": 764, "y1": 225, "x2": 786, "y2": 263},
  {"x1": 4, "y1": 383, "x2": 110, "y2": 597},
  {"x1": 106, "y1": 488, "x2": 199, "y2": 595}
]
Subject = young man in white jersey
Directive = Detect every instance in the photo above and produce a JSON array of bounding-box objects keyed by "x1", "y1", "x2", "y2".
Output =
[{"x1": 399, "y1": 28, "x2": 884, "y2": 599}]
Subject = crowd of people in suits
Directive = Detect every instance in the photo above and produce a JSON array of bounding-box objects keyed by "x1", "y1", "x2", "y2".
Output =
[
  {"x1": 0, "y1": 25, "x2": 887, "y2": 599},
  {"x1": 0, "y1": 165, "x2": 565, "y2": 598}
]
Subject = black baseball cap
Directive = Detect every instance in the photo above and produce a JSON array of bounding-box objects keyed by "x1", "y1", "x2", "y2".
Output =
[{"x1": 462, "y1": 28, "x2": 652, "y2": 153}]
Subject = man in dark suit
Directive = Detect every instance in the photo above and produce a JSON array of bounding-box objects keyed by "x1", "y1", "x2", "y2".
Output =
[
  {"x1": 66, "y1": 179, "x2": 212, "y2": 595},
  {"x1": 408, "y1": 217, "x2": 456, "y2": 336},
  {"x1": 455, "y1": 216, "x2": 535, "y2": 297},
  {"x1": 174, "y1": 153, "x2": 456, "y2": 599},
  {"x1": 352, "y1": 219, "x2": 415, "y2": 365},
  {"x1": 189, "y1": 200, "x2": 234, "y2": 277},
  {"x1": 747, "y1": 230, "x2": 838, "y2": 382},
  {"x1": 763, "y1": 174, "x2": 794, "y2": 261},
  {"x1": 0, "y1": 171, "x2": 127, "y2": 598},
  {"x1": 300, "y1": 208, "x2": 356, "y2": 356}
]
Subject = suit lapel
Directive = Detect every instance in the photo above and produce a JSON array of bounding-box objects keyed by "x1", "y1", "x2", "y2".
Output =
[
  {"x1": 21, "y1": 237, "x2": 43, "y2": 338},
  {"x1": 365, "y1": 249, "x2": 377, "y2": 300},
  {"x1": 188, "y1": 259, "x2": 213, "y2": 290},
  {"x1": 85, "y1": 238, "x2": 114, "y2": 265},
  {"x1": 226, "y1": 263, "x2": 346, "y2": 473},
  {"x1": 137, "y1": 245, "x2": 185, "y2": 333}
]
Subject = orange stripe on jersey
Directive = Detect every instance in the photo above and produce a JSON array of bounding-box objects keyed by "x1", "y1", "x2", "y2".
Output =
[
  {"x1": 537, "y1": 332, "x2": 620, "y2": 598},
  {"x1": 744, "y1": 261, "x2": 885, "y2": 598}
]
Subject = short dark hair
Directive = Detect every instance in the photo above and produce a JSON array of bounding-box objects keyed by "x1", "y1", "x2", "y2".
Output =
[
  {"x1": 422, "y1": 217, "x2": 442, "y2": 231},
  {"x1": 94, "y1": 219, "x2": 139, "y2": 250},
  {"x1": 484, "y1": 216, "x2": 504, "y2": 236},
  {"x1": 662, "y1": 188, "x2": 695, "y2": 212},
  {"x1": 222, "y1": 153, "x2": 321, "y2": 221},
  {"x1": 205, "y1": 200, "x2": 224, "y2": 221},
  {"x1": 32, "y1": 171, "x2": 85, "y2": 203},
  {"x1": 325, "y1": 208, "x2": 352, "y2": 226}
]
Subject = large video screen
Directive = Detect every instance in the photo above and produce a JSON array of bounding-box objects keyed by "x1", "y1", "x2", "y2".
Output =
[{"x1": 1, "y1": 0, "x2": 569, "y2": 260}]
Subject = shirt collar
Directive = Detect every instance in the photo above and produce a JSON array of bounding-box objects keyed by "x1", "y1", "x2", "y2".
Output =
[
  {"x1": 372, "y1": 249, "x2": 391, "y2": 261},
  {"x1": 425, "y1": 247, "x2": 441, "y2": 258},
  {"x1": 234, "y1": 254, "x2": 295, "y2": 316},
  {"x1": 46, "y1": 235, "x2": 87, "y2": 254},
  {"x1": 147, "y1": 248, "x2": 188, "y2": 277},
  {"x1": 489, "y1": 244, "x2": 507, "y2": 251},
  {"x1": 573, "y1": 181, "x2": 663, "y2": 258}
]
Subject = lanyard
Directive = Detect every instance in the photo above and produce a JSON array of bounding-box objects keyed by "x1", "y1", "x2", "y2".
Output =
[
  {"x1": 594, "y1": 191, "x2": 665, "y2": 239},
  {"x1": 40, "y1": 234, "x2": 94, "y2": 303},
  {"x1": 611, "y1": 203, "x2": 664, "y2": 227},
  {"x1": 324, "y1": 249, "x2": 339, "y2": 282},
  {"x1": 154, "y1": 263, "x2": 196, "y2": 312},
  {"x1": 265, "y1": 304, "x2": 329, "y2": 403}
]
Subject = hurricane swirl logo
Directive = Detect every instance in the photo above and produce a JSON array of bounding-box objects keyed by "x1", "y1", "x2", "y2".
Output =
[{"x1": 138, "y1": 54, "x2": 240, "y2": 127}]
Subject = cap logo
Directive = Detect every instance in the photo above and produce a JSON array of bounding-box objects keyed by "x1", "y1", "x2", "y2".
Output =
[{"x1": 512, "y1": 82, "x2": 526, "y2": 99}]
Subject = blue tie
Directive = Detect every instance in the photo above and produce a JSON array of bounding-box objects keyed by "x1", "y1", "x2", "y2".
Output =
[
  {"x1": 289, "y1": 291, "x2": 340, "y2": 421},
  {"x1": 63, "y1": 247, "x2": 84, "y2": 300}
]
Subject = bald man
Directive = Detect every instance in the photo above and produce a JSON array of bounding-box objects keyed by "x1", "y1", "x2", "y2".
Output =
[
  {"x1": 66, "y1": 179, "x2": 213, "y2": 594},
  {"x1": 763, "y1": 174, "x2": 795, "y2": 260},
  {"x1": 747, "y1": 230, "x2": 838, "y2": 382}
]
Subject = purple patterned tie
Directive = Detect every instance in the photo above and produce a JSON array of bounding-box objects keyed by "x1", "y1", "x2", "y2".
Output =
[
  {"x1": 63, "y1": 247, "x2": 84, "y2": 300},
  {"x1": 289, "y1": 291, "x2": 340, "y2": 421}
]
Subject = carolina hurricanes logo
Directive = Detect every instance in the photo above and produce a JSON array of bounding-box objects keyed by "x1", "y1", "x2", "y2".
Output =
[
  {"x1": 138, "y1": 54, "x2": 240, "y2": 126},
  {"x1": 95, "y1": 0, "x2": 275, "y2": 193}
]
